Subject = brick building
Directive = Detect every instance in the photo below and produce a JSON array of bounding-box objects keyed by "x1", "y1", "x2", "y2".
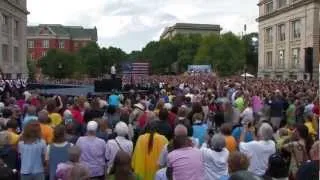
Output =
[{"x1": 27, "y1": 24, "x2": 97, "y2": 61}]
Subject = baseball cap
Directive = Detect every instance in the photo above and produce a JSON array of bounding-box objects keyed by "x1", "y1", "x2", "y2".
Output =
[{"x1": 87, "y1": 121, "x2": 98, "y2": 132}]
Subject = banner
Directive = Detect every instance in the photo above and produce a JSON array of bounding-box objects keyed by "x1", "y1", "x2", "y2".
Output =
[{"x1": 187, "y1": 65, "x2": 212, "y2": 73}]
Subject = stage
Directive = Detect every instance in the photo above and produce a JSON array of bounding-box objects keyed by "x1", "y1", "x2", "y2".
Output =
[{"x1": 27, "y1": 83, "x2": 149, "y2": 97}]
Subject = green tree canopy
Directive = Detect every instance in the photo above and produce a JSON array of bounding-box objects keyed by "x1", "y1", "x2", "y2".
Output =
[
  {"x1": 195, "y1": 32, "x2": 245, "y2": 76},
  {"x1": 39, "y1": 49, "x2": 78, "y2": 79}
]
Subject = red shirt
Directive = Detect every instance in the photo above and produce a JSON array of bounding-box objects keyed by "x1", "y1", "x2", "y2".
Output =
[
  {"x1": 168, "y1": 112, "x2": 176, "y2": 128},
  {"x1": 313, "y1": 104, "x2": 319, "y2": 116},
  {"x1": 71, "y1": 107, "x2": 84, "y2": 124}
]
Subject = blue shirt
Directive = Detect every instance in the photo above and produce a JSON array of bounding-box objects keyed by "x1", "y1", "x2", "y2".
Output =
[
  {"x1": 192, "y1": 124, "x2": 208, "y2": 145},
  {"x1": 22, "y1": 115, "x2": 38, "y2": 129},
  {"x1": 108, "y1": 94, "x2": 120, "y2": 107},
  {"x1": 232, "y1": 127, "x2": 253, "y2": 142},
  {"x1": 18, "y1": 139, "x2": 46, "y2": 174}
]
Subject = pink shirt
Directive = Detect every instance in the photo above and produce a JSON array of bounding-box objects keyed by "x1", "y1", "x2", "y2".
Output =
[
  {"x1": 252, "y1": 96, "x2": 263, "y2": 113},
  {"x1": 168, "y1": 147, "x2": 204, "y2": 180}
]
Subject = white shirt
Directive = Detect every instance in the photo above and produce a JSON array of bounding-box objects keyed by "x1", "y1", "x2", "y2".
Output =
[
  {"x1": 200, "y1": 144, "x2": 229, "y2": 180},
  {"x1": 155, "y1": 168, "x2": 168, "y2": 180},
  {"x1": 105, "y1": 136, "x2": 133, "y2": 168},
  {"x1": 239, "y1": 140, "x2": 276, "y2": 176},
  {"x1": 241, "y1": 107, "x2": 254, "y2": 125},
  {"x1": 111, "y1": 66, "x2": 116, "y2": 74}
]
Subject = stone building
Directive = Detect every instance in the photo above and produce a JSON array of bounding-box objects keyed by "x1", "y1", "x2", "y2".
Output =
[
  {"x1": 160, "y1": 23, "x2": 221, "y2": 39},
  {"x1": 257, "y1": 0, "x2": 319, "y2": 80},
  {"x1": 0, "y1": 0, "x2": 29, "y2": 79}
]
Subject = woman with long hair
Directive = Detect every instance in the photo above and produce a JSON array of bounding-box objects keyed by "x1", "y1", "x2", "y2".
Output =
[
  {"x1": 282, "y1": 124, "x2": 314, "y2": 179},
  {"x1": 112, "y1": 150, "x2": 138, "y2": 180},
  {"x1": 19, "y1": 120, "x2": 46, "y2": 180},
  {"x1": 131, "y1": 121, "x2": 168, "y2": 180},
  {"x1": 47, "y1": 125, "x2": 72, "y2": 180}
]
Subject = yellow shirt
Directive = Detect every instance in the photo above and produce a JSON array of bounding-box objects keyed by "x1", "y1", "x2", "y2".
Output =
[
  {"x1": 132, "y1": 133, "x2": 168, "y2": 180},
  {"x1": 304, "y1": 121, "x2": 316, "y2": 137},
  {"x1": 8, "y1": 131, "x2": 19, "y2": 145},
  {"x1": 49, "y1": 113, "x2": 62, "y2": 128}
]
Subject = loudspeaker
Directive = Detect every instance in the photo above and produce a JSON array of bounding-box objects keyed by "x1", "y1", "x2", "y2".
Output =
[
  {"x1": 94, "y1": 78, "x2": 122, "y2": 92},
  {"x1": 304, "y1": 47, "x2": 313, "y2": 73}
]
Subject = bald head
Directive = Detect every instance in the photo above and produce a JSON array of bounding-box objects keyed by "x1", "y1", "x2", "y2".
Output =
[{"x1": 174, "y1": 124, "x2": 188, "y2": 136}]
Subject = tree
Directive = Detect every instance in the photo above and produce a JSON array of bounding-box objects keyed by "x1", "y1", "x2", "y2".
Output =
[
  {"x1": 172, "y1": 34, "x2": 202, "y2": 72},
  {"x1": 78, "y1": 42, "x2": 101, "y2": 77},
  {"x1": 26, "y1": 57, "x2": 37, "y2": 80},
  {"x1": 128, "y1": 50, "x2": 143, "y2": 61},
  {"x1": 195, "y1": 32, "x2": 245, "y2": 76},
  {"x1": 39, "y1": 49, "x2": 78, "y2": 79},
  {"x1": 243, "y1": 32, "x2": 259, "y2": 74}
]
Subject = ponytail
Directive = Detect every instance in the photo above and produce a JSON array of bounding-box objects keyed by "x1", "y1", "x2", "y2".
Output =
[{"x1": 148, "y1": 132, "x2": 155, "y2": 154}]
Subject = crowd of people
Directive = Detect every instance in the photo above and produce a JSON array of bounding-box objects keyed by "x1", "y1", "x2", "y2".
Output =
[{"x1": 0, "y1": 74, "x2": 319, "y2": 180}]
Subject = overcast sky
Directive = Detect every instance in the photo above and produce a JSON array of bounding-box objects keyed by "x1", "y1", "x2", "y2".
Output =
[{"x1": 27, "y1": 0, "x2": 259, "y2": 53}]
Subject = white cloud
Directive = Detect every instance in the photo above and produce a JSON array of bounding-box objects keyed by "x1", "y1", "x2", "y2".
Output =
[{"x1": 27, "y1": 0, "x2": 259, "y2": 52}]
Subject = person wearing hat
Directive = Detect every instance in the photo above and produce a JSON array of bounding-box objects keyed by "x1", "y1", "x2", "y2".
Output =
[{"x1": 76, "y1": 121, "x2": 106, "y2": 180}]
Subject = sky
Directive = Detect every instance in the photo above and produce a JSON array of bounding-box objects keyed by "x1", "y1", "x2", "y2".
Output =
[{"x1": 27, "y1": 0, "x2": 259, "y2": 53}]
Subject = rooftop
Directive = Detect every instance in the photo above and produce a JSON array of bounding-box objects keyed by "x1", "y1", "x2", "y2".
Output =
[
  {"x1": 27, "y1": 24, "x2": 97, "y2": 41},
  {"x1": 160, "y1": 22, "x2": 221, "y2": 38}
]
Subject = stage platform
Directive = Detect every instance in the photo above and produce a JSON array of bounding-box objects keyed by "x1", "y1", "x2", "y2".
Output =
[{"x1": 27, "y1": 83, "x2": 149, "y2": 97}]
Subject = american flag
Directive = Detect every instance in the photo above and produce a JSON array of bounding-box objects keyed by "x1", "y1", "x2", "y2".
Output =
[{"x1": 122, "y1": 62, "x2": 150, "y2": 84}]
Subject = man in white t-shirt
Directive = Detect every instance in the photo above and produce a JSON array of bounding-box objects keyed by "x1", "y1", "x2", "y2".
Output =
[
  {"x1": 110, "y1": 64, "x2": 116, "y2": 80},
  {"x1": 239, "y1": 123, "x2": 276, "y2": 176}
]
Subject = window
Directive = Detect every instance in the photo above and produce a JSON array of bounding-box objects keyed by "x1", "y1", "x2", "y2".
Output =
[
  {"x1": 278, "y1": 50, "x2": 285, "y2": 67},
  {"x1": 1, "y1": 14, "x2": 8, "y2": 33},
  {"x1": 28, "y1": 40, "x2": 34, "y2": 48},
  {"x1": 58, "y1": 40, "x2": 64, "y2": 48},
  {"x1": 292, "y1": 20, "x2": 301, "y2": 39},
  {"x1": 30, "y1": 53, "x2": 34, "y2": 60},
  {"x1": 16, "y1": 73, "x2": 22, "y2": 79},
  {"x1": 14, "y1": 20, "x2": 19, "y2": 37},
  {"x1": 74, "y1": 42, "x2": 79, "y2": 48},
  {"x1": 265, "y1": 2, "x2": 273, "y2": 14},
  {"x1": 278, "y1": 24, "x2": 286, "y2": 41},
  {"x1": 292, "y1": 48, "x2": 300, "y2": 68},
  {"x1": 2, "y1": 44, "x2": 8, "y2": 62},
  {"x1": 266, "y1": 51, "x2": 273, "y2": 67},
  {"x1": 14, "y1": 47, "x2": 19, "y2": 62},
  {"x1": 42, "y1": 51, "x2": 47, "y2": 57},
  {"x1": 43, "y1": 40, "x2": 49, "y2": 48},
  {"x1": 278, "y1": 0, "x2": 286, "y2": 8},
  {"x1": 265, "y1": 27, "x2": 273, "y2": 43},
  {"x1": 4, "y1": 74, "x2": 11, "y2": 79}
]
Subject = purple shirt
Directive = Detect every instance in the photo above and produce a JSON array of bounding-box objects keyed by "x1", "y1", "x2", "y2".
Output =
[
  {"x1": 76, "y1": 136, "x2": 106, "y2": 177},
  {"x1": 252, "y1": 96, "x2": 263, "y2": 113},
  {"x1": 168, "y1": 147, "x2": 204, "y2": 180}
]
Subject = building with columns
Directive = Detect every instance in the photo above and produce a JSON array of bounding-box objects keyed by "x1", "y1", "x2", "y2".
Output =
[
  {"x1": 0, "y1": 0, "x2": 29, "y2": 79},
  {"x1": 160, "y1": 23, "x2": 221, "y2": 40},
  {"x1": 257, "y1": 0, "x2": 319, "y2": 80}
]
